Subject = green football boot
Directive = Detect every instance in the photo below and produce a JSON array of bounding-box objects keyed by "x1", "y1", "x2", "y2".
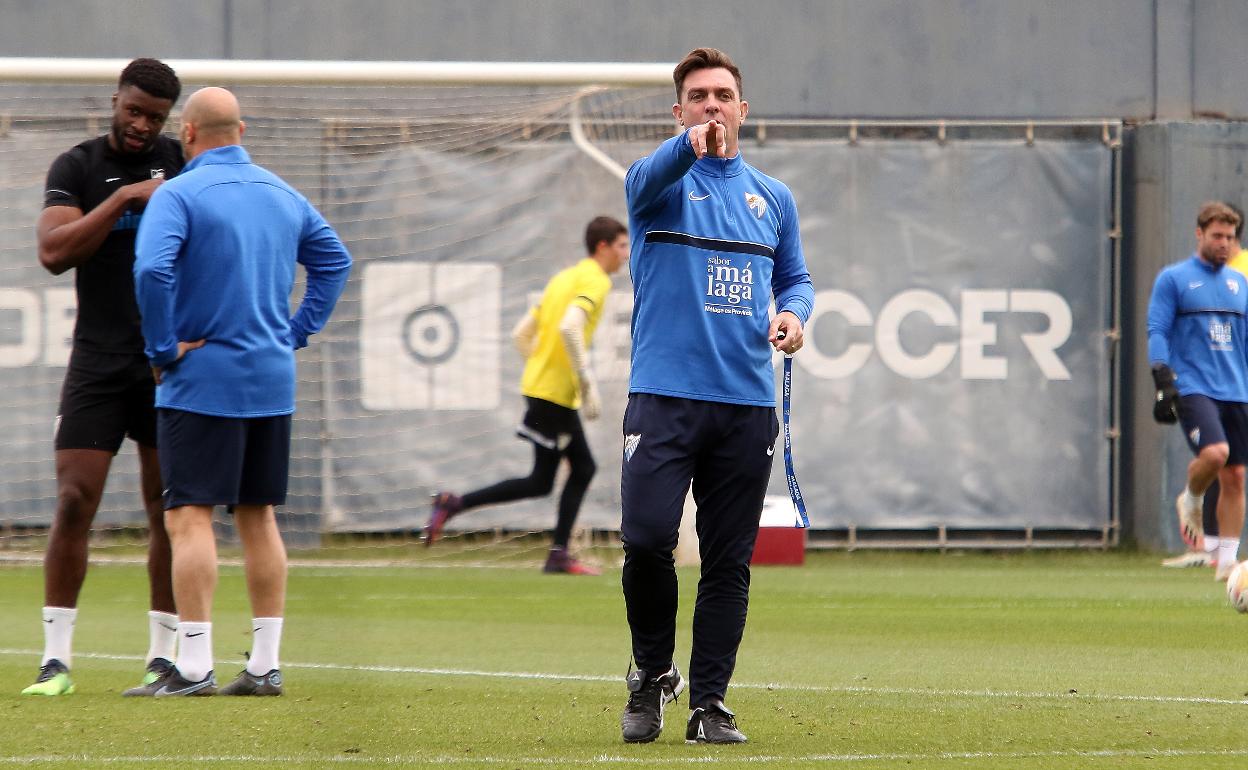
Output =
[{"x1": 21, "y1": 659, "x2": 75, "y2": 696}]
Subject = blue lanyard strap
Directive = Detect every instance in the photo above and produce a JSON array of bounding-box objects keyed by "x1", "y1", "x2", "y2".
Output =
[{"x1": 782, "y1": 354, "x2": 810, "y2": 528}]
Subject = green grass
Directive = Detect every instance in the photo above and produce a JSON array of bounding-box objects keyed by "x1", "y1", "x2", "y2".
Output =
[{"x1": 1, "y1": 547, "x2": 1246, "y2": 768}]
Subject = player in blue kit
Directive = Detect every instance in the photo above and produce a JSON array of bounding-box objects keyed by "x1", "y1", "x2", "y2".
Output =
[
  {"x1": 1161, "y1": 203, "x2": 1248, "y2": 570},
  {"x1": 618, "y1": 48, "x2": 814, "y2": 744},
  {"x1": 132, "y1": 87, "x2": 351, "y2": 696},
  {"x1": 1148, "y1": 201, "x2": 1246, "y2": 581}
]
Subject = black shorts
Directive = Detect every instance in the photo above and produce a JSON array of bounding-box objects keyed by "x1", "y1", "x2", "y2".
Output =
[
  {"x1": 1178, "y1": 394, "x2": 1248, "y2": 465},
  {"x1": 55, "y1": 349, "x2": 156, "y2": 453},
  {"x1": 516, "y1": 396, "x2": 582, "y2": 451},
  {"x1": 157, "y1": 408, "x2": 291, "y2": 510}
]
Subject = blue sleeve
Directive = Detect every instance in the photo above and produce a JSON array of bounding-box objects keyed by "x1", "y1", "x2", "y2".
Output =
[
  {"x1": 625, "y1": 131, "x2": 696, "y2": 219},
  {"x1": 133, "y1": 186, "x2": 187, "y2": 367},
  {"x1": 288, "y1": 199, "x2": 352, "y2": 350},
  {"x1": 1146, "y1": 269, "x2": 1175, "y2": 366},
  {"x1": 772, "y1": 191, "x2": 814, "y2": 324}
]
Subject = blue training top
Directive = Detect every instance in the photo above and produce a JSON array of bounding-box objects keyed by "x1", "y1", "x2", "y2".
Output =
[
  {"x1": 625, "y1": 130, "x2": 815, "y2": 407},
  {"x1": 134, "y1": 145, "x2": 352, "y2": 418},
  {"x1": 1147, "y1": 253, "x2": 1248, "y2": 402}
]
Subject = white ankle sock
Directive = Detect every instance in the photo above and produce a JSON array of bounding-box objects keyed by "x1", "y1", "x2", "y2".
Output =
[
  {"x1": 247, "y1": 617, "x2": 284, "y2": 676},
  {"x1": 1182, "y1": 488, "x2": 1204, "y2": 513},
  {"x1": 41, "y1": 606, "x2": 77, "y2": 668},
  {"x1": 1204, "y1": 536, "x2": 1221, "y2": 555},
  {"x1": 1218, "y1": 539, "x2": 1241, "y2": 568},
  {"x1": 176, "y1": 622, "x2": 213, "y2": 682},
  {"x1": 146, "y1": 611, "x2": 179, "y2": 665}
]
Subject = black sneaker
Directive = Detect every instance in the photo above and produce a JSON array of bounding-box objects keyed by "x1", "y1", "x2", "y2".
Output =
[
  {"x1": 620, "y1": 665, "x2": 685, "y2": 743},
  {"x1": 122, "y1": 657, "x2": 177, "y2": 697},
  {"x1": 152, "y1": 668, "x2": 217, "y2": 697},
  {"x1": 686, "y1": 700, "x2": 748, "y2": 744},
  {"x1": 219, "y1": 668, "x2": 283, "y2": 696}
]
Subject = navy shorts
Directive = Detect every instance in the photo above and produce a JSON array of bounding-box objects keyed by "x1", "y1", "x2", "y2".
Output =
[
  {"x1": 55, "y1": 350, "x2": 156, "y2": 452},
  {"x1": 1178, "y1": 394, "x2": 1248, "y2": 465},
  {"x1": 157, "y1": 408, "x2": 291, "y2": 509}
]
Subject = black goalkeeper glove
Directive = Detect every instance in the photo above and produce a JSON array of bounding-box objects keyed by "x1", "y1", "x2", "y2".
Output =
[{"x1": 1151, "y1": 364, "x2": 1180, "y2": 424}]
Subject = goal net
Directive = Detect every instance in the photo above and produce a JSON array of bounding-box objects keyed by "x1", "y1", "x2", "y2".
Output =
[{"x1": 0, "y1": 59, "x2": 673, "y2": 557}]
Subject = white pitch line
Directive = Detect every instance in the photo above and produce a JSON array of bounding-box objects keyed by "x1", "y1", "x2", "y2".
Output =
[
  {"x1": 0, "y1": 554, "x2": 538, "y2": 570},
  {"x1": 5, "y1": 748, "x2": 1248, "y2": 765},
  {"x1": 0, "y1": 647, "x2": 1243, "y2": 707}
]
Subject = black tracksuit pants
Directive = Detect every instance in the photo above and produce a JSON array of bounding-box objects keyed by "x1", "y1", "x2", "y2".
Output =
[{"x1": 620, "y1": 393, "x2": 778, "y2": 706}]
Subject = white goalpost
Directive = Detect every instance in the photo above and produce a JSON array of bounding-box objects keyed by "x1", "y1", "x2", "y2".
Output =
[{"x1": 0, "y1": 57, "x2": 705, "y2": 562}]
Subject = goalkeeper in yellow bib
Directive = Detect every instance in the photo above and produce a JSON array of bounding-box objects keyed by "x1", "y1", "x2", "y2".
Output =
[{"x1": 426, "y1": 216, "x2": 629, "y2": 575}]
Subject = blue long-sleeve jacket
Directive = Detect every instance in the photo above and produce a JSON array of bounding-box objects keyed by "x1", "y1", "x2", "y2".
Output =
[
  {"x1": 1147, "y1": 253, "x2": 1248, "y2": 402},
  {"x1": 134, "y1": 145, "x2": 352, "y2": 417},
  {"x1": 625, "y1": 130, "x2": 814, "y2": 406}
]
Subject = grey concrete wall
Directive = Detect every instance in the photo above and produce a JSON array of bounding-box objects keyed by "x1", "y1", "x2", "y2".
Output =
[{"x1": 1, "y1": 0, "x2": 1245, "y2": 119}]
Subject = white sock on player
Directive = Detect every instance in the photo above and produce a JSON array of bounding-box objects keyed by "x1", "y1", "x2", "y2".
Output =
[
  {"x1": 176, "y1": 621, "x2": 213, "y2": 682},
  {"x1": 146, "y1": 610, "x2": 179, "y2": 664},
  {"x1": 41, "y1": 606, "x2": 77, "y2": 668},
  {"x1": 1181, "y1": 487, "x2": 1204, "y2": 515},
  {"x1": 1218, "y1": 539, "x2": 1240, "y2": 568},
  {"x1": 247, "y1": 617, "x2": 284, "y2": 675}
]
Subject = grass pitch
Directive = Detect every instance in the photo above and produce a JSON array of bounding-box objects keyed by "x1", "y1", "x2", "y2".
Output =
[{"x1": 0, "y1": 546, "x2": 1246, "y2": 768}]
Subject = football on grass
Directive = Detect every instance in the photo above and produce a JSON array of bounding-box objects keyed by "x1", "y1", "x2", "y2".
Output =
[{"x1": 1226, "y1": 561, "x2": 1248, "y2": 613}]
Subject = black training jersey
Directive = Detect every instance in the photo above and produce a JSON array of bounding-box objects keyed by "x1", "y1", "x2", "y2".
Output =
[{"x1": 43, "y1": 134, "x2": 183, "y2": 355}]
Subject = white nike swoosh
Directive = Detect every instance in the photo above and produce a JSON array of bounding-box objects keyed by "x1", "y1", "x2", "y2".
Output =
[
  {"x1": 766, "y1": 446, "x2": 775, "y2": 456},
  {"x1": 688, "y1": 191, "x2": 711, "y2": 201},
  {"x1": 105, "y1": 177, "x2": 121, "y2": 183}
]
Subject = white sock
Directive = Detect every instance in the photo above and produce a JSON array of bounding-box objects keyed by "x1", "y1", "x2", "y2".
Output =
[
  {"x1": 1182, "y1": 487, "x2": 1204, "y2": 513},
  {"x1": 41, "y1": 606, "x2": 77, "y2": 668},
  {"x1": 175, "y1": 621, "x2": 213, "y2": 682},
  {"x1": 247, "y1": 617, "x2": 284, "y2": 676},
  {"x1": 146, "y1": 611, "x2": 179, "y2": 665},
  {"x1": 1218, "y1": 539, "x2": 1241, "y2": 568},
  {"x1": 1204, "y1": 536, "x2": 1221, "y2": 555}
]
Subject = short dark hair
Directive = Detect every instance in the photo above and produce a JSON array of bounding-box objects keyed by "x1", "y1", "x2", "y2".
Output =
[
  {"x1": 584, "y1": 216, "x2": 626, "y2": 255},
  {"x1": 119, "y1": 58, "x2": 181, "y2": 104},
  {"x1": 1229, "y1": 203, "x2": 1245, "y2": 241},
  {"x1": 673, "y1": 47, "x2": 743, "y2": 102},
  {"x1": 1197, "y1": 201, "x2": 1241, "y2": 233}
]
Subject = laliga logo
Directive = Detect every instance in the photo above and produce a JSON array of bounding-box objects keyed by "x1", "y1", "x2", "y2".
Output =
[{"x1": 800, "y1": 288, "x2": 1073, "y2": 381}]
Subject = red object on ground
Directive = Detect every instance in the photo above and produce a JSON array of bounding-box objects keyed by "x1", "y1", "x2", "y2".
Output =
[{"x1": 751, "y1": 526, "x2": 806, "y2": 565}]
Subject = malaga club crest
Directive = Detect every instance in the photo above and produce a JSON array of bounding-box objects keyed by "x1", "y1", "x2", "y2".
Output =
[
  {"x1": 1228, "y1": 278, "x2": 1240, "y2": 295},
  {"x1": 744, "y1": 192, "x2": 766, "y2": 219},
  {"x1": 623, "y1": 434, "x2": 641, "y2": 461}
]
